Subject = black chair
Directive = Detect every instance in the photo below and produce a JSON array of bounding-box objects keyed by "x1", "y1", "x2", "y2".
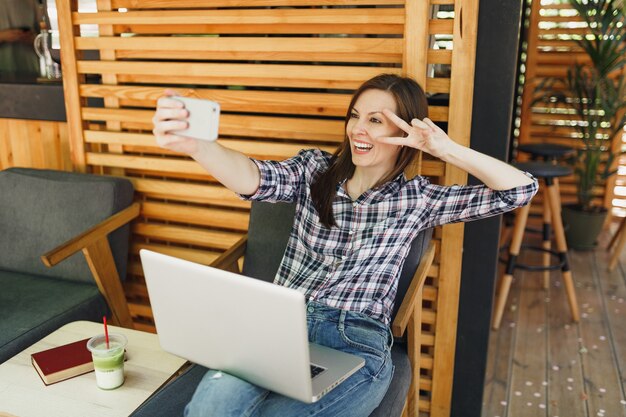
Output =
[{"x1": 132, "y1": 201, "x2": 435, "y2": 417}]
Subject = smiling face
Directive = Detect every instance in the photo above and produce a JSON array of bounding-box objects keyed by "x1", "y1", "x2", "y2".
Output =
[{"x1": 346, "y1": 89, "x2": 405, "y2": 178}]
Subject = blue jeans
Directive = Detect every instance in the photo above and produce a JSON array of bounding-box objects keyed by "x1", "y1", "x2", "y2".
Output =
[{"x1": 184, "y1": 301, "x2": 394, "y2": 417}]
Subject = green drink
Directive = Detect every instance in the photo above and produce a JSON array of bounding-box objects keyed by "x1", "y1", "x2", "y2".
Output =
[{"x1": 87, "y1": 333, "x2": 127, "y2": 389}]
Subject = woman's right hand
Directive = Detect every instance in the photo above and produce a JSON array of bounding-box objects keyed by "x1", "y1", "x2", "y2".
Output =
[{"x1": 152, "y1": 90, "x2": 200, "y2": 156}]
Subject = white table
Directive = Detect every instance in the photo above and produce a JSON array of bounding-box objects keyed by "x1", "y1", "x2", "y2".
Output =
[{"x1": 0, "y1": 321, "x2": 187, "y2": 417}]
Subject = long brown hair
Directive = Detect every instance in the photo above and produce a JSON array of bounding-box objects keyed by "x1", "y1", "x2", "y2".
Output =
[{"x1": 311, "y1": 74, "x2": 429, "y2": 228}]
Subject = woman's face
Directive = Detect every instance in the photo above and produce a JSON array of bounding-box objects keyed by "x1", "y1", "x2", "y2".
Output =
[{"x1": 346, "y1": 89, "x2": 405, "y2": 175}]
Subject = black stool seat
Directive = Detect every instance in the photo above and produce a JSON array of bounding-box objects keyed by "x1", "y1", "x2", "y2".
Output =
[
  {"x1": 517, "y1": 143, "x2": 575, "y2": 159},
  {"x1": 514, "y1": 161, "x2": 572, "y2": 179}
]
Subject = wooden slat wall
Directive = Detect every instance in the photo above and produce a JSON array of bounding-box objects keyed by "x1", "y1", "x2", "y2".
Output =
[
  {"x1": 0, "y1": 119, "x2": 71, "y2": 171},
  {"x1": 517, "y1": 0, "x2": 625, "y2": 214},
  {"x1": 55, "y1": 1, "x2": 477, "y2": 415}
]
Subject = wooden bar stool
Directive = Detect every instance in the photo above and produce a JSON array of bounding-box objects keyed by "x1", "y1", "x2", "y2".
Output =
[
  {"x1": 608, "y1": 217, "x2": 626, "y2": 271},
  {"x1": 492, "y1": 161, "x2": 580, "y2": 330},
  {"x1": 517, "y1": 143, "x2": 575, "y2": 287},
  {"x1": 517, "y1": 143, "x2": 575, "y2": 162}
]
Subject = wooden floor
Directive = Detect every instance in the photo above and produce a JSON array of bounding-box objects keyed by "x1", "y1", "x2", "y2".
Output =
[{"x1": 482, "y1": 226, "x2": 626, "y2": 417}]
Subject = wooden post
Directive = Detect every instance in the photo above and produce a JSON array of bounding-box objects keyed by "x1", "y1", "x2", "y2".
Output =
[
  {"x1": 57, "y1": 0, "x2": 87, "y2": 172},
  {"x1": 430, "y1": 1, "x2": 479, "y2": 416}
]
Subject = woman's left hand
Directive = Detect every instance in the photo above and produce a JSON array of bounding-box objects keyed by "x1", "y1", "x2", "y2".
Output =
[{"x1": 377, "y1": 109, "x2": 455, "y2": 160}]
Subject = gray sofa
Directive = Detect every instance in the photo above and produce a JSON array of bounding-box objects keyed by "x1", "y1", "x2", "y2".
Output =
[{"x1": 0, "y1": 167, "x2": 137, "y2": 364}]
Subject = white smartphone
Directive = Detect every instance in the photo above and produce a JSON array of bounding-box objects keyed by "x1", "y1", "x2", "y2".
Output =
[{"x1": 171, "y1": 96, "x2": 221, "y2": 142}]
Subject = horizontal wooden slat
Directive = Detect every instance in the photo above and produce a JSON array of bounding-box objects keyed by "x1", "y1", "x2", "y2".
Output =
[
  {"x1": 77, "y1": 60, "x2": 401, "y2": 90},
  {"x1": 428, "y1": 49, "x2": 452, "y2": 65},
  {"x1": 535, "y1": 52, "x2": 588, "y2": 65},
  {"x1": 128, "y1": 302, "x2": 153, "y2": 318},
  {"x1": 141, "y1": 201, "x2": 249, "y2": 231},
  {"x1": 537, "y1": 39, "x2": 580, "y2": 48},
  {"x1": 417, "y1": 160, "x2": 445, "y2": 177},
  {"x1": 419, "y1": 375, "x2": 433, "y2": 392},
  {"x1": 74, "y1": 11, "x2": 451, "y2": 36},
  {"x1": 123, "y1": 280, "x2": 149, "y2": 298},
  {"x1": 79, "y1": 85, "x2": 450, "y2": 122},
  {"x1": 88, "y1": 152, "x2": 213, "y2": 176},
  {"x1": 538, "y1": 15, "x2": 583, "y2": 23},
  {"x1": 112, "y1": 23, "x2": 403, "y2": 35},
  {"x1": 428, "y1": 106, "x2": 449, "y2": 123},
  {"x1": 133, "y1": 222, "x2": 243, "y2": 249},
  {"x1": 423, "y1": 286, "x2": 437, "y2": 302},
  {"x1": 422, "y1": 310, "x2": 436, "y2": 325},
  {"x1": 539, "y1": 3, "x2": 576, "y2": 9},
  {"x1": 76, "y1": 37, "x2": 403, "y2": 63},
  {"x1": 538, "y1": 27, "x2": 589, "y2": 35},
  {"x1": 72, "y1": 9, "x2": 405, "y2": 26},
  {"x1": 429, "y1": 19, "x2": 453, "y2": 35},
  {"x1": 84, "y1": 130, "x2": 338, "y2": 158},
  {"x1": 127, "y1": 177, "x2": 249, "y2": 208},
  {"x1": 131, "y1": 321, "x2": 156, "y2": 333},
  {"x1": 130, "y1": 242, "x2": 222, "y2": 266},
  {"x1": 79, "y1": 85, "x2": 352, "y2": 117},
  {"x1": 534, "y1": 66, "x2": 574, "y2": 78},
  {"x1": 421, "y1": 333, "x2": 435, "y2": 347},
  {"x1": 112, "y1": 0, "x2": 405, "y2": 7},
  {"x1": 81, "y1": 108, "x2": 345, "y2": 142},
  {"x1": 425, "y1": 77, "x2": 451, "y2": 94}
]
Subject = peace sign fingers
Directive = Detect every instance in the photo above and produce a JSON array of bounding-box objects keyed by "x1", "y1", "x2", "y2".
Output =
[{"x1": 382, "y1": 109, "x2": 413, "y2": 135}]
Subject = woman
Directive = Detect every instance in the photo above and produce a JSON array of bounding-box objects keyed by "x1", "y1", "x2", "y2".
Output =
[{"x1": 152, "y1": 74, "x2": 538, "y2": 417}]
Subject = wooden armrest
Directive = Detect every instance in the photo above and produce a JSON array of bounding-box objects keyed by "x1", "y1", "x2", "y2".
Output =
[
  {"x1": 391, "y1": 241, "x2": 435, "y2": 338},
  {"x1": 39, "y1": 202, "x2": 140, "y2": 330},
  {"x1": 41, "y1": 202, "x2": 141, "y2": 267},
  {"x1": 210, "y1": 235, "x2": 248, "y2": 272}
]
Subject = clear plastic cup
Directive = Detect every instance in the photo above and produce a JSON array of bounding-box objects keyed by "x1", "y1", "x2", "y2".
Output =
[{"x1": 86, "y1": 333, "x2": 127, "y2": 390}]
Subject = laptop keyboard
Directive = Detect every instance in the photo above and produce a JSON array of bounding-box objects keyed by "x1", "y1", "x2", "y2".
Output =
[{"x1": 310, "y1": 364, "x2": 326, "y2": 379}]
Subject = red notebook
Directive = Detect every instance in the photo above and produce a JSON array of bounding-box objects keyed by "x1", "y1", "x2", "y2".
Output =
[{"x1": 31, "y1": 338, "x2": 94, "y2": 385}]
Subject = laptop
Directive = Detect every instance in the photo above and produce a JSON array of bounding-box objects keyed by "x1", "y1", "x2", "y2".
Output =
[{"x1": 139, "y1": 249, "x2": 365, "y2": 403}]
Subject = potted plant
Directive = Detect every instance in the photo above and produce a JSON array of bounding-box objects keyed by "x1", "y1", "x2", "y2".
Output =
[{"x1": 533, "y1": 0, "x2": 626, "y2": 249}]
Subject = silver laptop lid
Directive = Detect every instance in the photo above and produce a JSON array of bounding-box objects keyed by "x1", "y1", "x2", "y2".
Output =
[{"x1": 139, "y1": 249, "x2": 314, "y2": 402}]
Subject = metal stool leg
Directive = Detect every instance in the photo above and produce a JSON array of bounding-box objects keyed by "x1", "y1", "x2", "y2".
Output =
[
  {"x1": 545, "y1": 178, "x2": 580, "y2": 322},
  {"x1": 542, "y1": 189, "x2": 552, "y2": 289},
  {"x1": 493, "y1": 203, "x2": 531, "y2": 330}
]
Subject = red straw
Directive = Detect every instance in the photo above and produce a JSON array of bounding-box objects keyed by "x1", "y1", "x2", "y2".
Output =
[{"x1": 103, "y1": 316, "x2": 110, "y2": 349}]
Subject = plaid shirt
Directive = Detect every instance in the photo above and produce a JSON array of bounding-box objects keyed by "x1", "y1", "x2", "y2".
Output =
[{"x1": 241, "y1": 149, "x2": 538, "y2": 325}]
